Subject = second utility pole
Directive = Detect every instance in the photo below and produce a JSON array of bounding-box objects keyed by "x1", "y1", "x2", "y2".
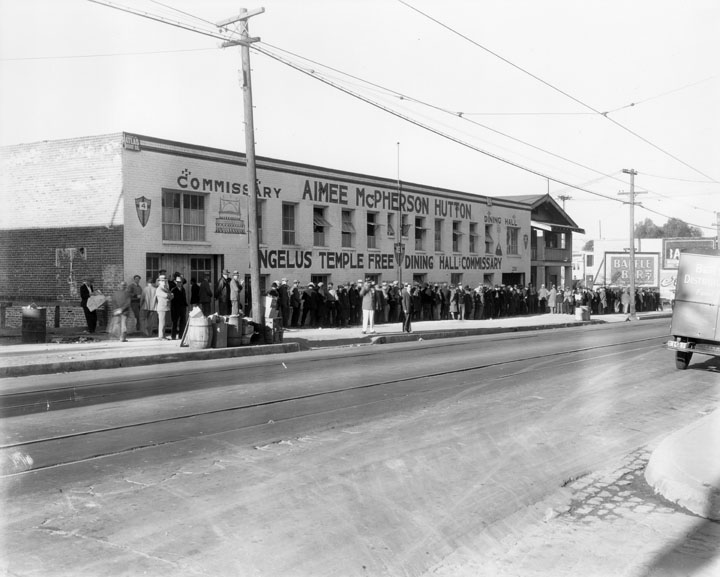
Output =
[
  {"x1": 619, "y1": 168, "x2": 644, "y2": 318},
  {"x1": 218, "y1": 8, "x2": 264, "y2": 326}
]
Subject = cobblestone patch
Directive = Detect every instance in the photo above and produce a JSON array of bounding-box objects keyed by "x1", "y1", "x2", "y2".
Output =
[{"x1": 560, "y1": 449, "x2": 685, "y2": 522}]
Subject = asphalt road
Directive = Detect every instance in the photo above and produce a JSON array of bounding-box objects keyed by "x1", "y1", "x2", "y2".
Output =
[{"x1": 1, "y1": 319, "x2": 719, "y2": 576}]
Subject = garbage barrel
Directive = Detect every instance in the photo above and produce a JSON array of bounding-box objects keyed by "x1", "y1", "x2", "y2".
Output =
[
  {"x1": 574, "y1": 306, "x2": 590, "y2": 321},
  {"x1": 22, "y1": 305, "x2": 47, "y2": 344}
]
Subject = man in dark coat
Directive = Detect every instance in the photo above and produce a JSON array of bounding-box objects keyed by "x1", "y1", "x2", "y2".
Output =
[{"x1": 215, "y1": 270, "x2": 232, "y2": 315}]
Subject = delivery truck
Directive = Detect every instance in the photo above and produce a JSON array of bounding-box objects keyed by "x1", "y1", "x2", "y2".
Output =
[{"x1": 666, "y1": 251, "x2": 720, "y2": 369}]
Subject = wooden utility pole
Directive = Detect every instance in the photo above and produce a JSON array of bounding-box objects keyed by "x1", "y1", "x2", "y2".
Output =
[
  {"x1": 619, "y1": 169, "x2": 645, "y2": 318},
  {"x1": 218, "y1": 8, "x2": 264, "y2": 325}
]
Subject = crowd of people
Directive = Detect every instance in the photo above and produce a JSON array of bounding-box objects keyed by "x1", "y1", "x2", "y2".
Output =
[
  {"x1": 279, "y1": 281, "x2": 665, "y2": 330},
  {"x1": 80, "y1": 274, "x2": 665, "y2": 341}
]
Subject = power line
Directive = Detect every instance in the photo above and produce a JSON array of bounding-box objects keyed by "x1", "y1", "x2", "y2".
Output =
[
  {"x1": 0, "y1": 47, "x2": 217, "y2": 61},
  {"x1": 258, "y1": 42, "x2": 717, "y2": 217},
  {"x1": 258, "y1": 42, "x2": 631, "y2": 193},
  {"x1": 396, "y1": 0, "x2": 719, "y2": 184},
  {"x1": 86, "y1": 1, "x2": 716, "y2": 232}
]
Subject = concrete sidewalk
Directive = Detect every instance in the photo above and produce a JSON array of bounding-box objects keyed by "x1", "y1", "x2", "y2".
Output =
[
  {"x1": 0, "y1": 311, "x2": 669, "y2": 379},
  {"x1": 6, "y1": 308, "x2": 716, "y2": 524}
]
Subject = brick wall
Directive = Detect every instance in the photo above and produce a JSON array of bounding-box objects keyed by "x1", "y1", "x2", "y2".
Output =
[
  {"x1": 0, "y1": 226, "x2": 124, "y2": 303},
  {"x1": 2, "y1": 303, "x2": 108, "y2": 329}
]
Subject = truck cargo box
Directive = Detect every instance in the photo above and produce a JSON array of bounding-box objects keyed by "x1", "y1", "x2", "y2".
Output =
[{"x1": 666, "y1": 251, "x2": 720, "y2": 369}]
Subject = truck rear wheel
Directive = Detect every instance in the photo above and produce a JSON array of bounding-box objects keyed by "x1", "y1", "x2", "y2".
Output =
[{"x1": 675, "y1": 351, "x2": 692, "y2": 370}]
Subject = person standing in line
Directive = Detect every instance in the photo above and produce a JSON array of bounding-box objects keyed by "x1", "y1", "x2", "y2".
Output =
[
  {"x1": 128, "y1": 275, "x2": 143, "y2": 333},
  {"x1": 80, "y1": 277, "x2": 97, "y2": 333},
  {"x1": 301, "y1": 282, "x2": 317, "y2": 327},
  {"x1": 170, "y1": 275, "x2": 188, "y2": 340},
  {"x1": 230, "y1": 271, "x2": 244, "y2": 316},
  {"x1": 140, "y1": 276, "x2": 157, "y2": 337},
  {"x1": 401, "y1": 282, "x2": 413, "y2": 333},
  {"x1": 111, "y1": 281, "x2": 131, "y2": 342},
  {"x1": 198, "y1": 275, "x2": 213, "y2": 316},
  {"x1": 289, "y1": 280, "x2": 301, "y2": 327},
  {"x1": 189, "y1": 277, "x2": 200, "y2": 311},
  {"x1": 154, "y1": 274, "x2": 171, "y2": 340},
  {"x1": 360, "y1": 280, "x2": 376, "y2": 334},
  {"x1": 278, "y1": 278, "x2": 290, "y2": 328},
  {"x1": 548, "y1": 284, "x2": 558, "y2": 314},
  {"x1": 538, "y1": 283, "x2": 549, "y2": 314},
  {"x1": 215, "y1": 270, "x2": 232, "y2": 315}
]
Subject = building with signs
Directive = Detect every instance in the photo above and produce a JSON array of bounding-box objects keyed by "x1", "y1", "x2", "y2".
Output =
[{"x1": 0, "y1": 133, "x2": 581, "y2": 327}]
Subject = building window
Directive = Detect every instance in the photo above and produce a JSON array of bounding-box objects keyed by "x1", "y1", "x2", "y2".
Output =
[
  {"x1": 451, "y1": 273, "x2": 463, "y2": 287},
  {"x1": 190, "y1": 257, "x2": 212, "y2": 284},
  {"x1": 434, "y1": 219, "x2": 443, "y2": 252},
  {"x1": 507, "y1": 226, "x2": 519, "y2": 255},
  {"x1": 401, "y1": 214, "x2": 410, "y2": 237},
  {"x1": 452, "y1": 221, "x2": 462, "y2": 252},
  {"x1": 415, "y1": 217, "x2": 426, "y2": 251},
  {"x1": 367, "y1": 212, "x2": 377, "y2": 249},
  {"x1": 256, "y1": 199, "x2": 265, "y2": 244},
  {"x1": 469, "y1": 222, "x2": 478, "y2": 253},
  {"x1": 387, "y1": 213, "x2": 396, "y2": 237},
  {"x1": 413, "y1": 273, "x2": 427, "y2": 285},
  {"x1": 586, "y1": 254, "x2": 594, "y2": 267},
  {"x1": 162, "y1": 190, "x2": 206, "y2": 241},
  {"x1": 341, "y1": 210, "x2": 356, "y2": 248},
  {"x1": 282, "y1": 203, "x2": 296, "y2": 245},
  {"x1": 485, "y1": 224, "x2": 494, "y2": 254},
  {"x1": 313, "y1": 206, "x2": 331, "y2": 246},
  {"x1": 311, "y1": 274, "x2": 329, "y2": 287},
  {"x1": 146, "y1": 254, "x2": 160, "y2": 283}
]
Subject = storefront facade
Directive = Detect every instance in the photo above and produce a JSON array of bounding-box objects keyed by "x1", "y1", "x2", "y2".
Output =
[
  {"x1": 1, "y1": 132, "x2": 534, "y2": 326},
  {"x1": 122, "y1": 133, "x2": 532, "y2": 291}
]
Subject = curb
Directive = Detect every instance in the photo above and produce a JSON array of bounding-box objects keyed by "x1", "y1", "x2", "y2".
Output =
[
  {"x1": 0, "y1": 342, "x2": 300, "y2": 378},
  {"x1": 645, "y1": 410, "x2": 720, "y2": 521},
  {"x1": 0, "y1": 314, "x2": 671, "y2": 378}
]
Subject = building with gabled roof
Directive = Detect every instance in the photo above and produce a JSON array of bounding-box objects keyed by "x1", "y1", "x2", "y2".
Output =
[{"x1": 495, "y1": 194, "x2": 585, "y2": 290}]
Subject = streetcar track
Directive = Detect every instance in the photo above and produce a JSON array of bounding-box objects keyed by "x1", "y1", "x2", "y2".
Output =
[{"x1": 0, "y1": 336, "x2": 663, "y2": 452}]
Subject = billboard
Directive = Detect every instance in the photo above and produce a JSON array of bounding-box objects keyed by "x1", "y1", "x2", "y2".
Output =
[
  {"x1": 663, "y1": 238, "x2": 717, "y2": 269},
  {"x1": 603, "y1": 252, "x2": 660, "y2": 288}
]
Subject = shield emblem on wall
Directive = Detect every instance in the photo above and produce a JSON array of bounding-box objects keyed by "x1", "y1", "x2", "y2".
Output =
[{"x1": 135, "y1": 196, "x2": 151, "y2": 227}]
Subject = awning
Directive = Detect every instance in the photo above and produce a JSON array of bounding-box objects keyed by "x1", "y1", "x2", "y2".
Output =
[
  {"x1": 531, "y1": 220, "x2": 585, "y2": 233},
  {"x1": 531, "y1": 220, "x2": 553, "y2": 232},
  {"x1": 313, "y1": 214, "x2": 332, "y2": 227},
  {"x1": 341, "y1": 221, "x2": 356, "y2": 233}
]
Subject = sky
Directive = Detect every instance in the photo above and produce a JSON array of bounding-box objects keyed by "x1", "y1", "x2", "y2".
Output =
[{"x1": 1, "y1": 0, "x2": 718, "y2": 243}]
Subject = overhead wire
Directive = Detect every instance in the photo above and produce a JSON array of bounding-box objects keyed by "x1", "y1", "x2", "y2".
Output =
[
  {"x1": 86, "y1": 0, "x2": 716, "y2": 231},
  {"x1": 396, "y1": 0, "x2": 719, "y2": 185},
  {"x1": 257, "y1": 42, "x2": 716, "y2": 223}
]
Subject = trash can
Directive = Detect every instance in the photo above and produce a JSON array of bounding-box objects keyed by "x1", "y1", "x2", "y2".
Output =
[
  {"x1": 22, "y1": 304, "x2": 47, "y2": 344},
  {"x1": 574, "y1": 306, "x2": 590, "y2": 321}
]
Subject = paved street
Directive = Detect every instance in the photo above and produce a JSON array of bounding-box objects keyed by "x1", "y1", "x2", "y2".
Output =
[{"x1": 1, "y1": 319, "x2": 719, "y2": 576}]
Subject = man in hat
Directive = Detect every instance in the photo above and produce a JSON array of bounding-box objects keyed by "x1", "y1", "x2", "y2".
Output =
[
  {"x1": 301, "y1": 282, "x2": 318, "y2": 327},
  {"x1": 278, "y1": 278, "x2": 290, "y2": 328},
  {"x1": 230, "y1": 271, "x2": 244, "y2": 316},
  {"x1": 79, "y1": 277, "x2": 97, "y2": 333},
  {"x1": 401, "y1": 282, "x2": 413, "y2": 333},
  {"x1": 128, "y1": 275, "x2": 143, "y2": 333},
  {"x1": 198, "y1": 274, "x2": 213, "y2": 316},
  {"x1": 154, "y1": 274, "x2": 171, "y2": 339},
  {"x1": 170, "y1": 274, "x2": 188, "y2": 339},
  {"x1": 289, "y1": 280, "x2": 301, "y2": 327},
  {"x1": 140, "y1": 275, "x2": 157, "y2": 337},
  {"x1": 215, "y1": 270, "x2": 232, "y2": 315}
]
